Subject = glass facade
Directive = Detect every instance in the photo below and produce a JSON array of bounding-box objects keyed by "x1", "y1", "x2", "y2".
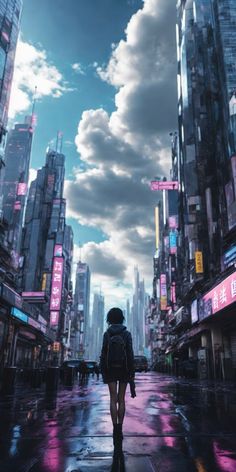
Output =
[
  {"x1": 73, "y1": 262, "x2": 90, "y2": 356},
  {"x1": 0, "y1": 0, "x2": 22, "y2": 143},
  {"x1": 1, "y1": 120, "x2": 33, "y2": 258},
  {"x1": 21, "y1": 149, "x2": 73, "y2": 330},
  {"x1": 177, "y1": 0, "x2": 236, "y2": 287}
]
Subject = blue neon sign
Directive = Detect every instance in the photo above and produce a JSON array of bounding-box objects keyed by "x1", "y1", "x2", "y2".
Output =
[{"x1": 11, "y1": 307, "x2": 28, "y2": 323}]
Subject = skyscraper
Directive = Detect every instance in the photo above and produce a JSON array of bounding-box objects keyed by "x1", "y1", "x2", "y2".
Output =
[
  {"x1": 73, "y1": 261, "x2": 90, "y2": 358},
  {"x1": 176, "y1": 0, "x2": 228, "y2": 286},
  {"x1": 1, "y1": 119, "x2": 34, "y2": 262},
  {"x1": 152, "y1": 1, "x2": 236, "y2": 379},
  {"x1": 88, "y1": 292, "x2": 104, "y2": 361},
  {"x1": 21, "y1": 149, "x2": 73, "y2": 344},
  {"x1": 0, "y1": 0, "x2": 23, "y2": 278},
  {"x1": 132, "y1": 267, "x2": 146, "y2": 355},
  {"x1": 0, "y1": 0, "x2": 22, "y2": 149}
]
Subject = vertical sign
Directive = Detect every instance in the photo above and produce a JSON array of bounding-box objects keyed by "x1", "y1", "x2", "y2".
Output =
[
  {"x1": 169, "y1": 231, "x2": 177, "y2": 254},
  {"x1": 171, "y1": 282, "x2": 176, "y2": 304},
  {"x1": 195, "y1": 251, "x2": 203, "y2": 274},
  {"x1": 17, "y1": 183, "x2": 27, "y2": 196},
  {"x1": 54, "y1": 245, "x2": 63, "y2": 257},
  {"x1": 160, "y1": 274, "x2": 167, "y2": 310},
  {"x1": 155, "y1": 207, "x2": 159, "y2": 250},
  {"x1": 41, "y1": 273, "x2": 47, "y2": 290},
  {"x1": 50, "y1": 246, "x2": 64, "y2": 326}
]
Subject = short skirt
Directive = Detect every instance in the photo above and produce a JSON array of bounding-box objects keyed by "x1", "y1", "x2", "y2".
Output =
[{"x1": 103, "y1": 367, "x2": 130, "y2": 384}]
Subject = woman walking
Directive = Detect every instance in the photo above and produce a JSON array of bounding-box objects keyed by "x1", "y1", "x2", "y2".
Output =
[{"x1": 100, "y1": 307, "x2": 135, "y2": 451}]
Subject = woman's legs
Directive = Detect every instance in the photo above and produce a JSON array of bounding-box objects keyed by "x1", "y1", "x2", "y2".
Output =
[
  {"x1": 117, "y1": 382, "x2": 127, "y2": 424},
  {"x1": 108, "y1": 382, "x2": 118, "y2": 425}
]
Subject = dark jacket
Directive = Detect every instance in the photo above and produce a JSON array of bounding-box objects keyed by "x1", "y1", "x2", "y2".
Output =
[{"x1": 100, "y1": 324, "x2": 135, "y2": 380}]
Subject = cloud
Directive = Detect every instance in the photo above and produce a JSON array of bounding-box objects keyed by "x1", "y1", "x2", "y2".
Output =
[
  {"x1": 72, "y1": 62, "x2": 85, "y2": 75},
  {"x1": 9, "y1": 39, "x2": 73, "y2": 119},
  {"x1": 28, "y1": 168, "x2": 37, "y2": 188},
  {"x1": 66, "y1": 0, "x2": 177, "y2": 306}
]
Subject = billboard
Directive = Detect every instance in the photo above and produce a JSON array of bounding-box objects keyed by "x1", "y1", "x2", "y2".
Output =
[
  {"x1": 50, "y1": 257, "x2": 64, "y2": 320},
  {"x1": 160, "y1": 274, "x2": 167, "y2": 310},
  {"x1": 169, "y1": 215, "x2": 178, "y2": 229},
  {"x1": 28, "y1": 317, "x2": 41, "y2": 330},
  {"x1": 151, "y1": 181, "x2": 179, "y2": 191},
  {"x1": 22, "y1": 291, "x2": 45, "y2": 298},
  {"x1": 199, "y1": 270, "x2": 236, "y2": 319},
  {"x1": 195, "y1": 251, "x2": 203, "y2": 273},
  {"x1": 191, "y1": 299, "x2": 198, "y2": 324},
  {"x1": 41, "y1": 273, "x2": 47, "y2": 291},
  {"x1": 50, "y1": 311, "x2": 59, "y2": 326},
  {"x1": 17, "y1": 183, "x2": 27, "y2": 196},
  {"x1": 222, "y1": 245, "x2": 236, "y2": 270},
  {"x1": 11, "y1": 307, "x2": 28, "y2": 323},
  {"x1": 169, "y1": 231, "x2": 177, "y2": 254},
  {"x1": 14, "y1": 201, "x2": 21, "y2": 210},
  {"x1": 54, "y1": 244, "x2": 63, "y2": 257},
  {"x1": 171, "y1": 282, "x2": 176, "y2": 304}
]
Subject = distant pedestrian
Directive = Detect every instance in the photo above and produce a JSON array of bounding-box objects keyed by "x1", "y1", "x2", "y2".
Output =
[
  {"x1": 100, "y1": 307, "x2": 135, "y2": 452},
  {"x1": 79, "y1": 360, "x2": 87, "y2": 382},
  {"x1": 94, "y1": 364, "x2": 100, "y2": 380}
]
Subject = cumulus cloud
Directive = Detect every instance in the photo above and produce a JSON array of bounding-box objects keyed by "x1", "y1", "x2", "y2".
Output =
[
  {"x1": 28, "y1": 168, "x2": 37, "y2": 186},
  {"x1": 65, "y1": 0, "x2": 177, "y2": 306},
  {"x1": 72, "y1": 62, "x2": 85, "y2": 75},
  {"x1": 9, "y1": 39, "x2": 73, "y2": 118}
]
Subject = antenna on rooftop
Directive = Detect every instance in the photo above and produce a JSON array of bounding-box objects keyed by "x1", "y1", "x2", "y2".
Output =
[
  {"x1": 30, "y1": 86, "x2": 37, "y2": 130},
  {"x1": 79, "y1": 241, "x2": 82, "y2": 262},
  {"x1": 56, "y1": 130, "x2": 63, "y2": 153}
]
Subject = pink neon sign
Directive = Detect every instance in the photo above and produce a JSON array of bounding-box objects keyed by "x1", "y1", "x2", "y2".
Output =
[
  {"x1": 171, "y1": 282, "x2": 176, "y2": 303},
  {"x1": 17, "y1": 183, "x2": 27, "y2": 196},
  {"x1": 22, "y1": 291, "x2": 45, "y2": 298},
  {"x1": 201, "y1": 270, "x2": 236, "y2": 317},
  {"x1": 50, "y1": 311, "x2": 59, "y2": 326},
  {"x1": 160, "y1": 274, "x2": 167, "y2": 310},
  {"x1": 169, "y1": 216, "x2": 178, "y2": 229},
  {"x1": 54, "y1": 245, "x2": 63, "y2": 257},
  {"x1": 151, "y1": 181, "x2": 179, "y2": 191},
  {"x1": 14, "y1": 201, "x2": 21, "y2": 210},
  {"x1": 50, "y1": 257, "x2": 64, "y2": 315}
]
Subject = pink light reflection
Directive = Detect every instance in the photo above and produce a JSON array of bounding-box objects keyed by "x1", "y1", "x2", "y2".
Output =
[
  {"x1": 213, "y1": 441, "x2": 236, "y2": 472},
  {"x1": 43, "y1": 424, "x2": 61, "y2": 472}
]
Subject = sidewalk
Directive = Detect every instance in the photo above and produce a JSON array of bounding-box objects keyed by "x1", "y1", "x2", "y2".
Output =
[{"x1": 173, "y1": 375, "x2": 236, "y2": 393}]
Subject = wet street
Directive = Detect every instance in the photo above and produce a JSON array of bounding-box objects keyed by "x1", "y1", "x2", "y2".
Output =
[{"x1": 0, "y1": 372, "x2": 236, "y2": 471}]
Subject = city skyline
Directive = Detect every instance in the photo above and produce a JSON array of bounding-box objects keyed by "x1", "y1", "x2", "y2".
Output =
[{"x1": 7, "y1": 0, "x2": 177, "y2": 309}]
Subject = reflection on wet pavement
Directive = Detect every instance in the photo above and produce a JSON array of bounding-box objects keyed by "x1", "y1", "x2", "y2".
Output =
[{"x1": 0, "y1": 373, "x2": 236, "y2": 471}]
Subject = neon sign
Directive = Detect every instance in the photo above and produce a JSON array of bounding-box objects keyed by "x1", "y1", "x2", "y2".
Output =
[{"x1": 199, "y1": 271, "x2": 236, "y2": 319}]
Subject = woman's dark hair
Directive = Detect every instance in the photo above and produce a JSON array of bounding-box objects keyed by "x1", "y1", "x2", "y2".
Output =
[{"x1": 106, "y1": 307, "x2": 125, "y2": 325}]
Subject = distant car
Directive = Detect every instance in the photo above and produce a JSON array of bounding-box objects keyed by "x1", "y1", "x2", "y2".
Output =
[
  {"x1": 134, "y1": 355, "x2": 148, "y2": 372},
  {"x1": 84, "y1": 360, "x2": 99, "y2": 374},
  {"x1": 61, "y1": 359, "x2": 83, "y2": 374}
]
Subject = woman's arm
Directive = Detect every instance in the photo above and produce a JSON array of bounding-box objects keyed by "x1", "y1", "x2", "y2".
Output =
[
  {"x1": 126, "y1": 332, "x2": 135, "y2": 378},
  {"x1": 100, "y1": 332, "x2": 108, "y2": 378}
]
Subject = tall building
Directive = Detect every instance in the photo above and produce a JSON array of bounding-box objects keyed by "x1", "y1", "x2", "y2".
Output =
[
  {"x1": 177, "y1": 0, "x2": 236, "y2": 279},
  {"x1": 21, "y1": 149, "x2": 74, "y2": 353},
  {"x1": 0, "y1": 0, "x2": 22, "y2": 149},
  {"x1": 88, "y1": 292, "x2": 104, "y2": 361},
  {"x1": 0, "y1": 119, "x2": 34, "y2": 262},
  {"x1": 0, "y1": 0, "x2": 23, "y2": 275},
  {"x1": 73, "y1": 261, "x2": 90, "y2": 358},
  {"x1": 132, "y1": 267, "x2": 146, "y2": 355},
  {"x1": 150, "y1": 1, "x2": 236, "y2": 380}
]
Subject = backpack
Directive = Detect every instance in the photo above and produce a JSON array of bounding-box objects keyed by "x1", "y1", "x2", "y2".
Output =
[{"x1": 106, "y1": 332, "x2": 128, "y2": 370}]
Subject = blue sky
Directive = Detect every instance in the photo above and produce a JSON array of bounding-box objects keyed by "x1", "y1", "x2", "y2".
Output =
[
  {"x1": 16, "y1": 0, "x2": 143, "y2": 245},
  {"x1": 9, "y1": 0, "x2": 177, "y2": 308}
]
